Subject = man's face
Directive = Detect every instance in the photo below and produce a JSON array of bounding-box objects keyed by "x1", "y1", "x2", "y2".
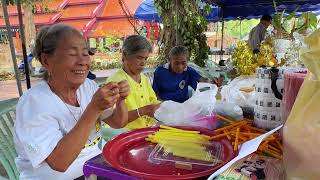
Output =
[{"x1": 262, "y1": 20, "x2": 271, "y2": 28}]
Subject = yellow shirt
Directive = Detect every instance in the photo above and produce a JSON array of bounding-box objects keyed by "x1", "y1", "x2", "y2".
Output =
[{"x1": 106, "y1": 69, "x2": 159, "y2": 129}]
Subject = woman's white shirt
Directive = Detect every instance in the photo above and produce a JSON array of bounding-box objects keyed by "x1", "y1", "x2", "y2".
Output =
[{"x1": 13, "y1": 79, "x2": 111, "y2": 180}]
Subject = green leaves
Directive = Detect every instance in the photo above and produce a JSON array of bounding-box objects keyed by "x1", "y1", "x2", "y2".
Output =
[
  {"x1": 272, "y1": 0, "x2": 319, "y2": 38},
  {"x1": 155, "y1": 0, "x2": 209, "y2": 67},
  {"x1": 203, "y1": 4, "x2": 212, "y2": 16},
  {"x1": 303, "y1": 12, "x2": 318, "y2": 29},
  {"x1": 285, "y1": 7, "x2": 298, "y2": 21}
]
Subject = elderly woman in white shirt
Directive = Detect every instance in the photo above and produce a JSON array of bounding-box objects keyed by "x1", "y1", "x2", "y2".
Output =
[{"x1": 13, "y1": 23, "x2": 130, "y2": 180}]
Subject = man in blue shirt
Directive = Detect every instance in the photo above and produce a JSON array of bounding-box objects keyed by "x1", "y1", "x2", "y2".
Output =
[{"x1": 152, "y1": 46, "x2": 201, "y2": 103}]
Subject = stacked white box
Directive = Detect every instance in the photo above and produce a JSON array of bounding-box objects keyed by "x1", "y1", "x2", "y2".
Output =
[{"x1": 254, "y1": 67, "x2": 304, "y2": 130}]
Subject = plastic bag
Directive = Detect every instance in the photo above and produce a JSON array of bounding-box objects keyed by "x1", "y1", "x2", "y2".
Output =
[
  {"x1": 154, "y1": 83, "x2": 218, "y2": 129},
  {"x1": 215, "y1": 101, "x2": 243, "y2": 121},
  {"x1": 214, "y1": 101, "x2": 243, "y2": 128},
  {"x1": 283, "y1": 30, "x2": 320, "y2": 179},
  {"x1": 282, "y1": 72, "x2": 306, "y2": 123},
  {"x1": 221, "y1": 75, "x2": 256, "y2": 108}
]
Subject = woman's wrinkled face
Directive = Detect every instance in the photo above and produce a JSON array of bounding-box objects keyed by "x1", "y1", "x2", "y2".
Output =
[
  {"x1": 43, "y1": 32, "x2": 90, "y2": 86},
  {"x1": 170, "y1": 54, "x2": 188, "y2": 74},
  {"x1": 123, "y1": 50, "x2": 150, "y2": 75}
]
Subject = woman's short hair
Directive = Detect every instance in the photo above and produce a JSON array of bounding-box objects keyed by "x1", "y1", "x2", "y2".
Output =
[
  {"x1": 122, "y1": 35, "x2": 152, "y2": 57},
  {"x1": 33, "y1": 23, "x2": 82, "y2": 80},
  {"x1": 169, "y1": 46, "x2": 189, "y2": 59},
  {"x1": 33, "y1": 23, "x2": 82, "y2": 61}
]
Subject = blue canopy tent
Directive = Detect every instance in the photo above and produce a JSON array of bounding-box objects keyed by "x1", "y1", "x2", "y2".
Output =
[
  {"x1": 135, "y1": 0, "x2": 320, "y2": 61},
  {"x1": 134, "y1": 0, "x2": 161, "y2": 22},
  {"x1": 135, "y1": 0, "x2": 320, "y2": 22},
  {"x1": 134, "y1": 0, "x2": 221, "y2": 22},
  {"x1": 206, "y1": 0, "x2": 320, "y2": 59},
  {"x1": 207, "y1": 0, "x2": 320, "y2": 20}
]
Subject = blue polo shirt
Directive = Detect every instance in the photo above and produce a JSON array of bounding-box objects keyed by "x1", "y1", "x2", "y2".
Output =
[{"x1": 152, "y1": 63, "x2": 201, "y2": 103}]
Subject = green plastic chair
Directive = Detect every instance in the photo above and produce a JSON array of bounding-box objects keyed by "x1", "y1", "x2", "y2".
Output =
[
  {"x1": 143, "y1": 68, "x2": 155, "y2": 84},
  {"x1": 0, "y1": 104, "x2": 19, "y2": 180}
]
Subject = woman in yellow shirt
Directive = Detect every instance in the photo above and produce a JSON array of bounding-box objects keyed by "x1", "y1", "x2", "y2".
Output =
[{"x1": 106, "y1": 35, "x2": 160, "y2": 130}]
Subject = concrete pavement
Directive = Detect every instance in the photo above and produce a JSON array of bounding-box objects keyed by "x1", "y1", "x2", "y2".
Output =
[{"x1": 0, "y1": 69, "x2": 118, "y2": 101}]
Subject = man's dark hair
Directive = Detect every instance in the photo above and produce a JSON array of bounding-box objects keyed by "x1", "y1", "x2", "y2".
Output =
[{"x1": 261, "y1": 15, "x2": 272, "y2": 22}]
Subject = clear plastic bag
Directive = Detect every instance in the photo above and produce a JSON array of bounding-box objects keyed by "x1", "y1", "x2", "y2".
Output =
[
  {"x1": 215, "y1": 101, "x2": 243, "y2": 121},
  {"x1": 154, "y1": 83, "x2": 217, "y2": 129},
  {"x1": 148, "y1": 140, "x2": 224, "y2": 169}
]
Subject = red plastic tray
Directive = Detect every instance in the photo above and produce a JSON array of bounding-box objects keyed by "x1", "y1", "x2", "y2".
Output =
[{"x1": 103, "y1": 126, "x2": 236, "y2": 180}]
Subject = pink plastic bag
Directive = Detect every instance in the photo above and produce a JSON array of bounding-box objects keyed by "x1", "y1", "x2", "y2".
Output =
[{"x1": 282, "y1": 72, "x2": 306, "y2": 123}]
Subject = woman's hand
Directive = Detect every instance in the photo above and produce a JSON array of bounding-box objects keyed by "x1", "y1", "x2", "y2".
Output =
[
  {"x1": 90, "y1": 82, "x2": 120, "y2": 112},
  {"x1": 139, "y1": 104, "x2": 160, "y2": 117},
  {"x1": 212, "y1": 77, "x2": 224, "y2": 87},
  {"x1": 118, "y1": 80, "x2": 130, "y2": 100}
]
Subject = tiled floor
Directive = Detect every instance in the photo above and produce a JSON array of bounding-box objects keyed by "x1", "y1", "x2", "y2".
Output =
[{"x1": 0, "y1": 78, "x2": 42, "y2": 101}]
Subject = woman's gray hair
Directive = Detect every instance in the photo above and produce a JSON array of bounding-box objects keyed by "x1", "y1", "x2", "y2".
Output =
[
  {"x1": 33, "y1": 23, "x2": 81, "y2": 61},
  {"x1": 169, "y1": 45, "x2": 189, "y2": 59},
  {"x1": 33, "y1": 23, "x2": 82, "y2": 80},
  {"x1": 122, "y1": 35, "x2": 152, "y2": 57}
]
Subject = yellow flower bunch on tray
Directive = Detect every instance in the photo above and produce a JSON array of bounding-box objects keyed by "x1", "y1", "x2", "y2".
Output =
[
  {"x1": 232, "y1": 41, "x2": 257, "y2": 75},
  {"x1": 232, "y1": 39, "x2": 286, "y2": 76}
]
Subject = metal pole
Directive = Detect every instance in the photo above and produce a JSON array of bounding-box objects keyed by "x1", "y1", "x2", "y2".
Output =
[
  {"x1": 220, "y1": 9, "x2": 224, "y2": 61},
  {"x1": 215, "y1": 22, "x2": 219, "y2": 62},
  {"x1": 220, "y1": 20, "x2": 224, "y2": 61},
  {"x1": 1, "y1": 0, "x2": 23, "y2": 96},
  {"x1": 17, "y1": 0, "x2": 31, "y2": 89},
  {"x1": 240, "y1": 20, "x2": 242, "y2": 39}
]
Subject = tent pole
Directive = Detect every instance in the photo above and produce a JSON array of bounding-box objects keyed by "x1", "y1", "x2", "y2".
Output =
[
  {"x1": 17, "y1": 0, "x2": 31, "y2": 89},
  {"x1": 215, "y1": 22, "x2": 219, "y2": 62},
  {"x1": 240, "y1": 20, "x2": 242, "y2": 39},
  {"x1": 220, "y1": 20, "x2": 224, "y2": 61},
  {"x1": 1, "y1": 0, "x2": 23, "y2": 96},
  {"x1": 220, "y1": 8, "x2": 224, "y2": 62}
]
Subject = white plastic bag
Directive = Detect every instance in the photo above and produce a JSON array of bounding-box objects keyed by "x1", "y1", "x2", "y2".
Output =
[
  {"x1": 154, "y1": 83, "x2": 217, "y2": 128},
  {"x1": 221, "y1": 75, "x2": 255, "y2": 108},
  {"x1": 215, "y1": 101, "x2": 243, "y2": 121}
]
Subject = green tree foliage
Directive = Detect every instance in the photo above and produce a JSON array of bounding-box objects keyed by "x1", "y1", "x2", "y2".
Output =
[
  {"x1": 155, "y1": 0, "x2": 210, "y2": 67},
  {"x1": 2, "y1": 0, "x2": 56, "y2": 13},
  {"x1": 224, "y1": 19, "x2": 259, "y2": 39}
]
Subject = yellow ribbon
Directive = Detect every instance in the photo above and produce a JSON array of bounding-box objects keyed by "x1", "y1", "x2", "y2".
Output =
[{"x1": 84, "y1": 136, "x2": 101, "y2": 148}]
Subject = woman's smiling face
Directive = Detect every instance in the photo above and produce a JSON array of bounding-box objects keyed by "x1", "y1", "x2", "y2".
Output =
[{"x1": 43, "y1": 32, "x2": 90, "y2": 87}]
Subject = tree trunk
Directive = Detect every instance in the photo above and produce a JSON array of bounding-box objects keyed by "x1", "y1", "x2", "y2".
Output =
[
  {"x1": 156, "y1": 0, "x2": 209, "y2": 67},
  {"x1": 158, "y1": 0, "x2": 184, "y2": 63},
  {"x1": 23, "y1": 3, "x2": 36, "y2": 51}
]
